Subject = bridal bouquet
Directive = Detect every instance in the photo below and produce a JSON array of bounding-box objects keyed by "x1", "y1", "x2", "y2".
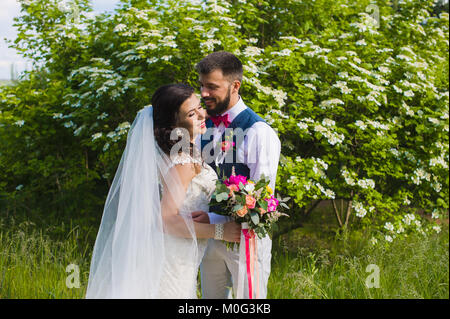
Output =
[
  {"x1": 210, "y1": 167, "x2": 290, "y2": 240},
  {"x1": 210, "y1": 167, "x2": 289, "y2": 299}
]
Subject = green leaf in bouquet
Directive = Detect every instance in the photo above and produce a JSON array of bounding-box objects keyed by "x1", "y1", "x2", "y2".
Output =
[
  {"x1": 218, "y1": 183, "x2": 228, "y2": 193},
  {"x1": 255, "y1": 179, "x2": 267, "y2": 190},
  {"x1": 216, "y1": 192, "x2": 229, "y2": 202},
  {"x1": 259, "y1": 173, "x2": 269, "y2": 183},
  {"x1": 232, "y1": 204, "x2": 243, "y2": 212},
  {"x1": 267, "y1": 227, "x2": 273, "y2": 240},
  {"x1": 258, "y1": 200, "x2": 268, "y2": 211},
  {"x1": 250, "y1": 212, "x2": 260, "y2": 225},
  {"x1": 236, "y1": 194, "x2": 246, "y2": 206},
  {"x1": 255, "y1": 227, "x2": 266, "y2": 239},
  {"x1": 239, "y1": 181, "x2": 245, "y2": 190},
  {"x1": 254, "y1": 187, "x2": 263, "y2": 199},
  {"x1": 280, "y1": 202, "x2": 289, "y2": 209}
]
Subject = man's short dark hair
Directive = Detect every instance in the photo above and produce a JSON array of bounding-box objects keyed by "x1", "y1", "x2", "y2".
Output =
[{"x1": 195, "y1": 51, "x2": 243, "y2": 83}]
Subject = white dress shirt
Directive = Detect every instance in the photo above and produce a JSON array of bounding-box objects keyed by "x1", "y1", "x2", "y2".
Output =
[{"x1": 196, "y1": 97, "x2": 281, "y2": 224}]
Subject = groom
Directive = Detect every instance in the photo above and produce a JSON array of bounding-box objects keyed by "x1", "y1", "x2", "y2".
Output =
[{"x1": 193, "y1": 51, "x2": 281, "y2": 299}]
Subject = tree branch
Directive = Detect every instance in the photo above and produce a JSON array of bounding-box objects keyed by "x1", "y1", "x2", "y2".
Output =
[{"x1": 332, "y1": 199, "x2": 343, "y2": 227}]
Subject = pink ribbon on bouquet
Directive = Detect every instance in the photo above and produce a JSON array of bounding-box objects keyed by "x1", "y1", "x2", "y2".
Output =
[{"x1": 241, "y1": 224, "x2": 259, "y2": 299}]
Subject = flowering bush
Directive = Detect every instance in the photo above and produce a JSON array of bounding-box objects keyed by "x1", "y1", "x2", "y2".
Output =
[
  {"x1": 0, "y1": 0, "x2": 447, "y2": 244},
  {"x1": 255, "y1": 0, "x2": 449, "y2": 244},
  {"x1": 232, "y1": 0, "x2": 449, "y2": 243}
]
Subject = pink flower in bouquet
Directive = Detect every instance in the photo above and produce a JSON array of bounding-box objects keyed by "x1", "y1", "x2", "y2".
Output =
[
  {"x1": 224, "y1": 175, "x2": 247, "y2": 190},
  {"x1": 265, "y1": 195, "x2": 279, "y2": 212},
  {"x1": 221, "y1": 141, "x2": 235, "y2": 152},
  {"x1": 258, "y1": 207, "x2": 267, "y2": 216},
  {"x1": 236, "y1": 205, "x2": 248, "y2": 217},
  {"x1": 245, "y1": 195, "x2": 257, "y2": 209}
]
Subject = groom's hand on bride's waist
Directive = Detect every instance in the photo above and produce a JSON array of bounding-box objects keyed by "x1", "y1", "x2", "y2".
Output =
[{"x1": 191, "y1": 210, "x2": 210, "y2": 224}]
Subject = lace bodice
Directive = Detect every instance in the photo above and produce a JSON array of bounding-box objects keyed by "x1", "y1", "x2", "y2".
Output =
[
  {"x1": 170, "y1": 152, "x2": 218, "y2": 215},
  {"x1": 158, "y1": 152, "x2": 217, "y2": 299}
]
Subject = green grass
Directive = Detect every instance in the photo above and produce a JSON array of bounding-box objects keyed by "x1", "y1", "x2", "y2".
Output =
[
  {"x1": 0, "y1": 219, "x2": 92, "y2": 298},
  {"x1": 0, "y1": 215, "x2": 448, "y2": 299},
  {"x1": 268, "y1": 225, "x2": 449, "y2": 298}
]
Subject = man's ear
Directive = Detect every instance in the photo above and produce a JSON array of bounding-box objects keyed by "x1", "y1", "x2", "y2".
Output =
[{"x1": 232, "y1": 80, "x2": 241, "y2": 94}]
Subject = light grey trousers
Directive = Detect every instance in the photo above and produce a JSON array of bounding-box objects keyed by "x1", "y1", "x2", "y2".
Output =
[{"x1": 200, "y1": 235, "x2": 272, "y2": 299}]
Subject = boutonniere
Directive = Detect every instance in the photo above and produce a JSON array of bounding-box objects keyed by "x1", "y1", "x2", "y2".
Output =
[
  {"x1": 220, "y1": 140, "x2": 235, "y2": 152},
  {"x1": 215, "y1": 131, "x2": 236, "y2": 165},
  {"x1": 217, "y1": 130, "x2": 236, "y2": 153}
]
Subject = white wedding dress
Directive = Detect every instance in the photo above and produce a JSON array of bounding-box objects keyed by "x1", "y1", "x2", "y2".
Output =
[
  {"x1": 85, "y1": 107, "x2": 220, "y2": 299},
  {"x1": 157, "y1": 153, "x2": 218, "y2": 299}
]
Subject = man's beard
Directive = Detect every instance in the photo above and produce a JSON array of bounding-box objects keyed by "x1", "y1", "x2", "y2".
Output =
[{"x1": 205, "y1": 86, "x2": 231, "y2": 117}]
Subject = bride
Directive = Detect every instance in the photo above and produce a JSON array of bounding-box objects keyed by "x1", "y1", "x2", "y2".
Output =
[{"x1": 85, "y1": 84, "x2": 241, "y2": 299}]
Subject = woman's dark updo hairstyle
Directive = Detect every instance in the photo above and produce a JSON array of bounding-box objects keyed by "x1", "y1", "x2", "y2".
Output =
[{"x1": 152, "y1": 83, "x2": 197, "y2": 157}]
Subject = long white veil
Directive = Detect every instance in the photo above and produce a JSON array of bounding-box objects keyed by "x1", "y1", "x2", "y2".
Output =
[{"x1": 85, "y1": 106, "x2": 198, "y2": 298}]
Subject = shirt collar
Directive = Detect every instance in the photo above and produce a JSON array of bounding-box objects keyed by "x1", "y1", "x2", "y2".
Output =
[{"x1": 222, "y1": 96, "x2": 246, "y2": 123}]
